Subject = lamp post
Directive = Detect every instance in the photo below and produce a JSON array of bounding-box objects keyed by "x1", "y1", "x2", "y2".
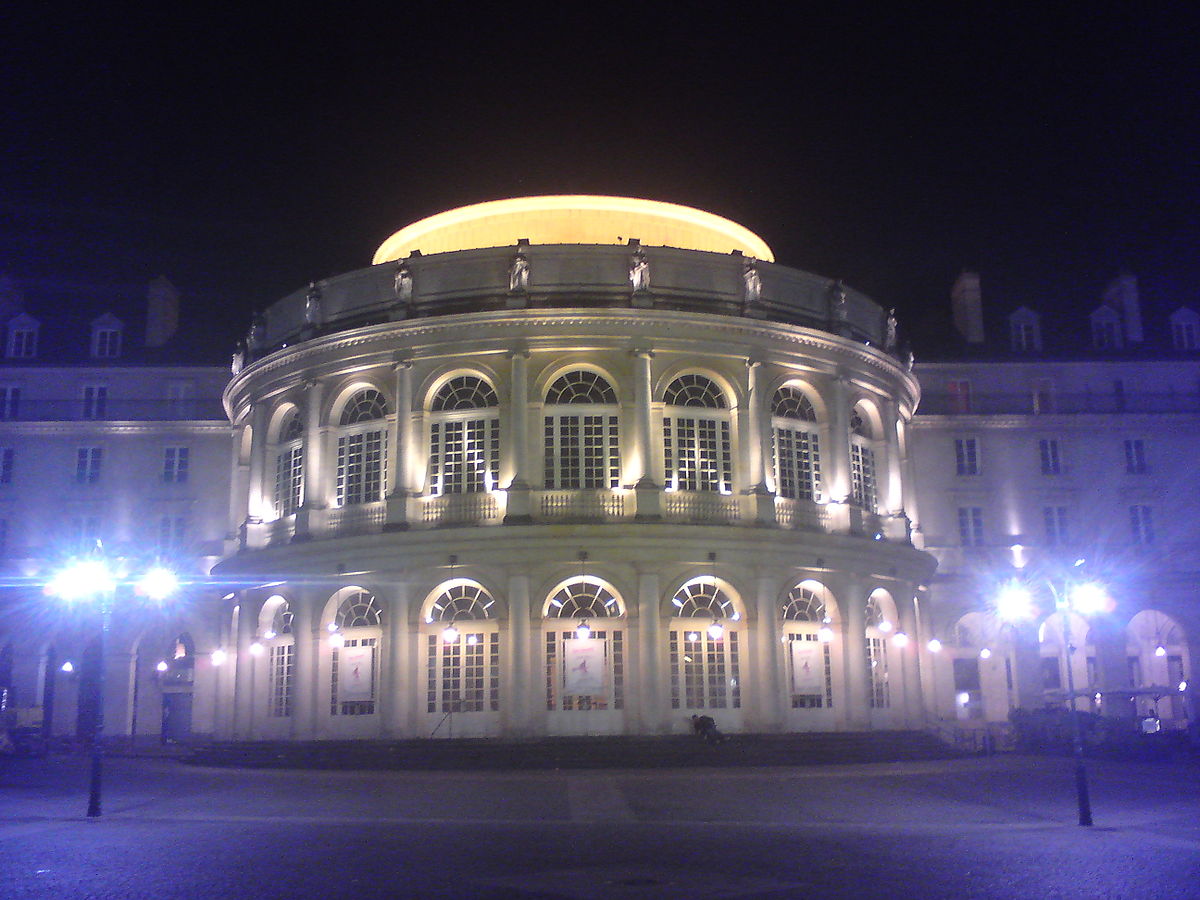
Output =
[
  {"x1": 996, "y1": 564, "x2": 1108, "y2": 827},
  {"x1": 46, "y1": 554, "x2": 178, "y2": 818}
]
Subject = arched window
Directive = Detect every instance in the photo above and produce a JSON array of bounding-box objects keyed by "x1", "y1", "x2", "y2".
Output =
[
  {"x1": 772, "y1": 387, "x2": 821, "y2": 501},
  {"x1": 864, "y1": 592, "x2": 892, "y2": 709},
  {"x1": 424, "y1": 582, "x2": 500, "y2": 717},
  {"x1": 429, "y1": 376, "x2": 499, "y2": 495},
  {"x1": 260, "y1": 596, "x2": 294, "y2": 718},
  {"x1": 668, "y1": 579, "x2": 741, "y2": 711},
  {"x1": 662, "y1": 375, "x2": 731, "y2": 493},
  {"x1": 329, "y1": 588, "x2": 383, "y2": 717},
  {"x1": 273, "y1": 409, "x2": 304, "y2": 517},
  {"x1": 336, "y1": 389, "x2": 389, "y2": 507},
  {"x1": 544, "y1": 579, "x2": 625, "y2": 714},
  {"x1": 783, "y1": 584, "x2": 834, "y2": 710},
  {"x1": 543, "y1": 371, "x2": 620, "y2": 490},
  {"x1": 849, "y1": 406, "x2": 877, "y2": 510}
]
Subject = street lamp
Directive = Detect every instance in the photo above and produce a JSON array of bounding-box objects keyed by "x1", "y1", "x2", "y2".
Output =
[
  {"x1": 46, "y1": 554, "x2": 178, "y2": 817},
  {"x1": 996, "y1": 568, "x2": 1109, "y2": 827}
]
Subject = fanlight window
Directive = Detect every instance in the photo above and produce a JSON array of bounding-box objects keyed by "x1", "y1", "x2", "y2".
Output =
[
  {"x1": 334, "y1": 589, "x2": 383, "y2": 628},
  {"x1": 865, "y1": 595, "x2": 887, "y2": 630},
  {"x1": 664, "y1": 374, "x2": 727, "y2": 409},
  {"x1": 671, "y1": 581, "x2": 738, "y2": 619},
  {"x1": 850, "y1": 407, "x2": 872, "y2": 438},
  {"x1": 340, "y1": 389, "x2": 388, "y2": 425},
  {"x1": 546, "y1": 581, "x2": 621, "y2": 618},
  {"x1": 545, "y1": 371, "x2": 616, "y2": 404},
  {"x1": 432, "y1": 376, "x2": 498, "y2": 411},
  {"x1": 772, "y1": 387, "x2": 816, "y2": 422},
  {"x1": 428, "y1": 584, "x2": 496, "y2": 622},
  {"x1": 782, "y1": 586, "x2": 827, "y2": 622},
  {"x1": 281, "y1": 411, "x2": 304, "y2": 442}
]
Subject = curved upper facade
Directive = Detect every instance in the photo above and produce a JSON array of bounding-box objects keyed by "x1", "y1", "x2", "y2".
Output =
[{"x1": 371, "y1": 196, "x2": 775, "y2": 264}]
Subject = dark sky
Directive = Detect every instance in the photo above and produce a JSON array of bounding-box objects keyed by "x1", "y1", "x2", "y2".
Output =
[{"x1": 2, "y1": 6, "x2": 1197, "y2": 351}]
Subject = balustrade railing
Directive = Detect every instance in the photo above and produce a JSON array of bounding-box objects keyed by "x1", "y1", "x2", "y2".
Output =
[
  {"x1": 266, "y1": 515, "x2": 296, "y2": 546},
  {"x1": 326, "y1": 501, "x2": 386, "y2": 535},
  {"x1": 663, "y1": 491, "x2": 740, "y2": 524},
  {"x1": 538, "y1": 489, "x2": 627, "y2": 521},
  {"x1": 421, "y1": 492, "x2": 501, "y2": 526},
  {"x1": 775, "y1": 497, "x2": 830, "y2": 531},
  {"x1": 920, "y1": 391, "x2": 1200, "y2": 416}
]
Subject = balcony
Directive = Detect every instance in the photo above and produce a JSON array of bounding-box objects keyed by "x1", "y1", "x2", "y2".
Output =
[
  {"x1": 539, "y1": 489, "x2": 627, "y2": 522},
  {"x1": 663, "y1": 491, "x2": 740, "y2": 525}
]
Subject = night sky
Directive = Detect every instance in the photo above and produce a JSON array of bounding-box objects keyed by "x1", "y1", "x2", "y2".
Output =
[{"x1": 2, "y1": 6, "x2": 1196, "y2": 352}]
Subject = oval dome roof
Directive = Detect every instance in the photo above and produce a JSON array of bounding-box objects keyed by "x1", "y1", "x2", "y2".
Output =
[{"x1": 372, "y1": 195, "x2": 774, "y2": 264}]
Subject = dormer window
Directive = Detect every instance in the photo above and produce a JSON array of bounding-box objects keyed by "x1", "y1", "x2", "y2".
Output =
[
  {"x1": 1008, "y1": 307, "x2": 1042, "y2": 352},
  {"x1": 1090, "y1": 306, "x2": 1123, "y2": 350},
  {"x1": 1170, "y1": 307, "x2": 1199, "y2": 351},
  {"x1": 6, "y1": 314, "x2": 39, "y2": 359},
  {"x1": 90, "y1": 314, "x2": 124, "y2": 359}
]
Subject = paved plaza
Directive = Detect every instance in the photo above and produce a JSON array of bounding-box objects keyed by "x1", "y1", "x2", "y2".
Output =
[{"x1": 2, "y1": 753, "x2": 1198, "y2": 898}]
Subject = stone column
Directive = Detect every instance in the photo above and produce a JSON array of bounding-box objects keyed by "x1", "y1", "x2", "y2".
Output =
[
  {"x1": 824, "y1": 377, "x2": 852, "y2": 534},
  {"x1": 745, "y1": 360, "x2": 775, "y2": 524},
  {"x1": 637, "y1": 569, "x2": 664, "y2": 732},
  {"x1": 881, "y1": 400, "x2": 904, "y2": 514},
  {"x1": 384, "y1": 582, "x2": 411, "y2": 736},
  {"x1": 754, "y1": 574, "x2": 783, "y2": 731},
  {"x1": 232, "y1": 594, "x2": 258, "y2": 739},
  {"x1": 506, "y1": 572, "x2": 532, "y2": 735},
  {"x1": 386, "y1": 360, "x2": 413, "y2": 528},
  {"x1": 290, "y1": 589, "x2": 318, "y2": 740},
  {"x1": 294, "y1": 380, "x2": 327, "y2": 538},
  {"x1": 840, "y1": 577, "x2": 869, "y2": 729},
  {"x1": 632, "y1": 350, "x2": 662, "y2": 520},
  {"x1": 1092, "y1": 619, "x2": 1134, "y2": 723},
  {"x1": 245, "y1": 404, "x2": 270, "y2": 523},
  {"x1": 505, "y1": 351, "x2": 533, "y2": 522},
  {"x1": 897, "y1": 595, "x2": 923, "y2": 726},
  {"x1": 1010, "y1": 621, "x2": 1044, "y2": 713}
]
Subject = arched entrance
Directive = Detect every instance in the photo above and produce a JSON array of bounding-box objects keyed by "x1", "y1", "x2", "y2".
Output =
[{"x1": 667, "y1": 577, "x2": 744, "y2": 733}]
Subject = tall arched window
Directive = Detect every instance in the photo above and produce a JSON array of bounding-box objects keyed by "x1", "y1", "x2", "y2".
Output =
[
  {"x1": 783, "y1": 584, "x2": 834, "y2": 709},
  {"x1": 849, "y1": 406, "x2": 877, "y2": 510},
  {"x1": 544, "y1": 579, "x2": 624, "y2": 714},
  {"x1": 336, "y1": 390, "x2": 388, "y2": 507},
  {"x1": 771, "y1": 387, "x2": 821, "y2": 500},
  {"x1": 329, "y1": 588, "x2": 383, "y2": 716},
  {"x1": 543, "y1": 371, "x2": 620, "y2": 489},
  {"x1": 429, "y1": 376, "x2": 499, "y2": 495},
  {"x1": 425, "y1": 583, "x2": 501, "y2": 716},
  {"x1": 663, "y1": 375, "x2": 732, "y2": 493},
  {"x1": 273, "y1": 409, "x2": 304, "y2": 518},
  {"x1": 668, "y1": 579, "x2": 741, "y2": 711},
  {"x1": 260, "y1": 596, "x2": 294, "y2": 718},
  {"x1": 864, "y1": 592, "x2": 891, "y2": 709}
]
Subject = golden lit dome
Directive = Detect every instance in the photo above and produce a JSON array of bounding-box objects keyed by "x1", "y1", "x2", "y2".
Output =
[{"x1": 372, "y1": 195, "x2": 774, "y2": 264}]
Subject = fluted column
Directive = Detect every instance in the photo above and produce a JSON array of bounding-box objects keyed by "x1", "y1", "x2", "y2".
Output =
[
  {"x1": 897, "y1": 595, "x2": 923, "y2": 726},
  {"x1": 881, "y1": 399, "x2": 903, "y2": 514},
  {"x1": 291, "y1": 380, "x2": 326, "y2": 538},
  {"x1": 744, "y1": 359, "x2": 775, "y2": 523},
  {"x1": 506, "y1": 572, "x2": 532, "y2": 734},
  {"x1": 505, "y1": 351, "x2": 533, "y2": 523},
  {"x1": 632, "y1": 350, "x2": 662, "y2": 520}
]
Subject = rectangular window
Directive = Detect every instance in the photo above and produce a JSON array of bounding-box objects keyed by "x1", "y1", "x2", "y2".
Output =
[
  {"x1": 8, "y1": 328, "x2": 36, "y2": 359},
  {"x1": 850, "y1": 442, "x2": 877, "y2": 509},
  {"x1": 958, "y1": 506, "x2": 984, "y2": 546},
  {"x1": 1129, "y1": 505, "x2": 1154, "y2": 544},
  {"x1": 0, "y1": 386, "x2": 20, "y2": 420},
  {"x1": 274, "y1": 446, "x2": 304, "y2": 516},
  {"x1": 336, "y1": 430, "x2": 386, "y2": 505},
  {"x1": 157, "y1": 515, "x2": 187, "y2": 555},
  {"x1": 954, "y1": 437, "x2": 979, "y2": 476},
  {"x1": 1032, "y1": 379, "x2": 1054, "y2": 414},
  {"x1": 162, "y1": 446, "x2": 190, "y2": 483},
  {"x1": 543, "y1": 414, "x2": 620, "y2": 489},
  {"x1": 1043, "y1": 506, "x2": 1069, "y2": 545},
  {"x1": 0, "y1": 448, "x2": 12, "y2": 485},
  {"x1": 269, "y1": 644, "x2": 294, "y2": 717},
  {"x1": 773, "y1": 427, "x2": 821, "y2": 500},
  {"x1": 76, "y1": 447, "x2": 102, "y2": 483},
  {"x1": 663, "y1": 417, "x2": 732, "y2": 493},
  {"x1": 331, "y1": 637, "x2": 377, "y2": 715},
  {"x1": 1039, "y1": 438, "x2": 1062, "y2": 475},
  {"x1": 946, "y1": 380, "x2": 972, "y2": 414},
  {"x1": 429, "y1": 418, "x2": 497, "y2": 495},
  {"x1": 867, "y1": 637, "x2": 889, "y2": 708},
  {"x1": 1011, "y1": 321, "x2": 1036, "y2": 352},
  {"x1": 82, "y1": 385, "x2": 108, "y2": 420},
  {"x1": 92, "y1": 329, "x2": 121, "y2": 359},
  {"x1": 1173, "y1": 320, "x2": 1198, "y2": 350},
  {"x1": 1093, "y1": 320, "x2": 1120, "y2": 349},
  {"x1": 1123, "y1": 439, "x2": 1146, "y2": 474}
]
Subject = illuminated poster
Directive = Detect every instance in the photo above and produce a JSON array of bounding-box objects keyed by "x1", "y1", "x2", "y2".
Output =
[
  {"x1": 339, "y1": 645, "x2": 374, "y2": 701},
  {"x1": 563, "y1": 638, "x2": 606, "y2": 696},
  {"x1": 790, "y1": 641, "x2": 823, "y2": 694}
]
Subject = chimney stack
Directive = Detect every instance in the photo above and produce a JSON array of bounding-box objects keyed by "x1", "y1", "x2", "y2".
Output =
[
  {"x1": 1102, "y1": 271, "x2": 1143, "y2": 344},
  {"x1": 951, "y1": 271, "x2": 985, "y2": 344},
  {"x1": 145, "y1": 276, "x2": 180, "y2": 348}
]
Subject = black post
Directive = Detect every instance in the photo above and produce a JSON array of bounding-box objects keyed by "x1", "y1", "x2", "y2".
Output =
[
  {"x1": 1061, "y1": 610, "x2": 1093, "y2": 827},
  {"x1": 87, "y1": 601, "x2": 110, "y2": 818}
]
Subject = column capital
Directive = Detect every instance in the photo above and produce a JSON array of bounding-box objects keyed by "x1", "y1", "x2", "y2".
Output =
[
  {"x1": 631, "y1": 347, "x2": 655, "y2": 360},
  {"x1": 391, "y1": 356, "x2": 413, "y2": 371},
  {"x1": 508, "y1": 347, "x2": 531, "y2": 360}
]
